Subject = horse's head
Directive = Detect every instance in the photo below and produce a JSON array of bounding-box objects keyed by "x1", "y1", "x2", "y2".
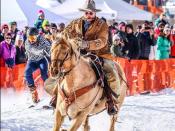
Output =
[{"x1": 50, "y1": 36, "x2": 77, "y2": 77}]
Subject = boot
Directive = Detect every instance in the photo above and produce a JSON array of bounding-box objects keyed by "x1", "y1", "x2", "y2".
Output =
[
  {"x1": 49, "y1": 95, "x2": 57, "y2": 108},
  {"x1": 30, "y1": 87, "x2": 40, "y2": 103},
  {"x1": 103, "y1": 76, "x2": 118, "y2": 115}
]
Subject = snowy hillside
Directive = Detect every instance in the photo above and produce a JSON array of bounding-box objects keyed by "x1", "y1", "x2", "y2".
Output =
[{"x1": 1, "y1": 88, "x2": 175, "y2": 131}]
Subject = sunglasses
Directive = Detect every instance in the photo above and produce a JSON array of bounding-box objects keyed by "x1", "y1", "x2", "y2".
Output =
[
  {"x1": 3, "y1": 27, "x2": 8, "y2": 29},
  {"x1": 85, "y1": 12, "x2": 93, "y2": 15},
  {"x1": 28, "y1": 35, "x2": 37, "y2": 42}
]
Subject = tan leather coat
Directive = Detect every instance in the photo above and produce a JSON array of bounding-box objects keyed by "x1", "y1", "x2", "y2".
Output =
[{"x1": 62, "y1": 16, "x2": 109, "y2": 55}]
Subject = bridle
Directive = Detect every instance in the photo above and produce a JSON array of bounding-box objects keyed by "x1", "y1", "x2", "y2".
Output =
[{"x1": 51, "y1": 45, "x2": 76, "y2": 78}]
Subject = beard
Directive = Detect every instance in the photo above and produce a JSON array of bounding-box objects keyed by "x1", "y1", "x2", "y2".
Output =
[{"x1": 85, "y1": 16, "x2": 95, "y2": 22}]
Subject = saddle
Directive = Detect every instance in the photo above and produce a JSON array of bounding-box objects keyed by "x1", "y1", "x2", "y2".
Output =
[
  {"x1": 84, "y1": 53, "x2": 119, "y2": 99},
  {"x1": 84, "y1": 53, "x2": 104, "y2": 86}
]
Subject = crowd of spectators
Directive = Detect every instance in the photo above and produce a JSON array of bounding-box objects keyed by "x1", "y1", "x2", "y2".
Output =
[
  {"x1": 110, "y1": 13, "x2": 175, "y2": 60},
  {"x1": 0, "y1": 10, "x2": 65, "y2": 68},
  {"x1": 0, "y1": 11, "x2": 175, "y2": 70}
]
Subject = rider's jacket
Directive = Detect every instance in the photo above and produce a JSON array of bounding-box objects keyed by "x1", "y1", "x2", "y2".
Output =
[{"x1": 62, "y1": 16, "x2": 109, "y2": 55}]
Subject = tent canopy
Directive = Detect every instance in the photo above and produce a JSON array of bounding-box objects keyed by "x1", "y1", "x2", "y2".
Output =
[
  {"x1": 37, "y1": 0, "x2": 117, "y2": 20},
  {"x1": 1, "y1": 0, "x2": 28, "y2": 29},
  {"x1": 104, "y1": 0, "x2": 153, "y2": 20},
  {"x1": 37, "y1": 0, "x2": 153, "y2": 21},
  {"x1": 16, "y1": 0, "x2": 68, "y2": 27}
]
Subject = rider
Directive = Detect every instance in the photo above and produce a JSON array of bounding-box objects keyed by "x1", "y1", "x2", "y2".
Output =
[
  {"x1": 49, "y1": 0, "x2": 119, "y2": 115},
  {"x1": 25, "y1": 27, "x2": 51, "y2": 103}
]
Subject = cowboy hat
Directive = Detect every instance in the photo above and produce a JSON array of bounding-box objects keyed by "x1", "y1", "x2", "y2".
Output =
[{"x1": 79, "y1": 0, "x2": 101, "y2": 12}]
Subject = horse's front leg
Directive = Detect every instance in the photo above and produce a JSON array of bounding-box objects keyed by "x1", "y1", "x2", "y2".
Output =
[
  {"x1": 68, "y1": 112, "x2": 87, "y2": 131},
  {"x1": 82, "y1": 116, "x2": 90, "y2": 131},
  {"x1": 53, "y1": 109, "x2": 64, "y2": 131}
]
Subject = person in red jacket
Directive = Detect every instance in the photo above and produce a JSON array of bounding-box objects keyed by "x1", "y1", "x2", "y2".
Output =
[{"x1": 170, "y1": 24, "x2": 175, "y2": 58}]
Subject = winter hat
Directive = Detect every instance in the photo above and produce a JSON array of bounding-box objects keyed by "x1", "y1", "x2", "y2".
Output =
[
  {"x1": 118, "y1": 22, "x2": 126, "y2": 30},
  {"x1": 164, "y1": 24, "x2": 171, "y2": 30},
  {"x1": 113, "y1": 34, "x2": 120, "y2": 42},
  {"x1": 50, "y1": 23, "x2": 57, "y2": 29},
  {"x1": 158, "y1": 22, "x2": 165, "y2": 28},
  {"x1": 28, "y1": 27, "x2": 39, "y2": 36},
  {"x1": 16, "y1": 31, "x2": 24, "y2": 41},
  {"x1": 126, "y1": 24, "x2": 134, "y2": 31},
  {"x1": 42, "y1": 20, "x2": 50, "y2": 28},
  {"x1": 4, "y1": 32, "x2": 12, "y2": 38},
  {"x1": 113, "y1": 22, "x2": 118, "y2": 27},
  {"x1": 59, "y1": 23, "x2": 65, "y2": 28},
  {"x1": 2, "y1": 24, "x2": 9, "y2": 29},
  {"x1": 9, "y1": 21, "x2": 17, "y2": 26},
  {"x1": 38, "y1": 10, "x2": 45, "y2": 17},
  {"x1": 79, "y1": 0, "x2": 101, "y2": 12}
]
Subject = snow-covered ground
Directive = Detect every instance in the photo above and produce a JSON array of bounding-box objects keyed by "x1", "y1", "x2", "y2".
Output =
[{"x1": 1, "y1": 88, "x2": 175, "y2": 131}]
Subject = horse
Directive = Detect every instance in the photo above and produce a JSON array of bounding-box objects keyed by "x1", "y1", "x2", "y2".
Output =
[{"x1": 47, "y1": 37, "x2": 127, "y2": 131}]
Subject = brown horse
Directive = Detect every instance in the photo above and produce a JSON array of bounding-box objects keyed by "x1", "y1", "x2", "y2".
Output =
[{"x1": 47, "y1": 37, "x2": 127, "y2": 131}]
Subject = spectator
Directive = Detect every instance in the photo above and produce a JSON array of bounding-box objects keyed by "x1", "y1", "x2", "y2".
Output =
[
  {"x1": 110, "y1": 34, "x2": 124, "y2": 57},
  {"x1": 135, "y1": 25, "x2": 142, "y2": 37},
  {"x1": 155, "y1": 13, "x2": 168, "y2": 27},
  {"x1": 15, "y1": 32, "x2": 26, "y2": 64},
  {"x1": 139, "y1": 24, "x2": 155, "y2": 60},
  {"x1": 0, "y1": 30, "x2": 3, "y2": 43},
  {"x1": 42, "y1": 20, "x2": 52, "y2": 44},
  {"x1": 50, "y1": 23, "x2": 58, "y2": 42},
  {"x1": 123, "y1": 24, "x2": 140, "y2": 59},
  {"x1": 34, "y1": 10, "x2": 45, "y2": 30},
  {"x1": 23, "y1": 26, "x2": 29, "y2": 43},
  {"x1": 9, "y1": 21, "x2": 19, "y2": 43},
  {"x1": 170, "y1": 24, "x2": 175, "y2": 58},
  {"x1": 156, "y1": 25, "x2": 171, "y2": 60},
  {"x1": 154, "y1": 22, "x2": 165, "y2": 40},
  {"x1": 58, "y1": 23, "x2": 65, "y2": 33},
  {"x1": 0, "y1": 24, "x2": 9, "y2": 42},
  {"x1": 0, "y1": 33, "x2": 16, "y2": 68},
  {"x1": 117, "y1": 22, "x2": 128, "y2": 49}
]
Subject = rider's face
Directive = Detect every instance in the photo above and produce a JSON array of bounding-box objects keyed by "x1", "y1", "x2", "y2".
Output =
[{"x1": 84, "y1": 11, "x2": 96, "y2": 22}]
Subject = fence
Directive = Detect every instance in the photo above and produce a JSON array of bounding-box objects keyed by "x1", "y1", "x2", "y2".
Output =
[{"x1": 1, "y1": 55, "x2": 175, "y2": 95}]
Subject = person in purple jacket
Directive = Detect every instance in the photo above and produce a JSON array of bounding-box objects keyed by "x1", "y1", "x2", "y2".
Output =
[{"x1": 0, "y1": 33, "x2": 16, "y2": 68}]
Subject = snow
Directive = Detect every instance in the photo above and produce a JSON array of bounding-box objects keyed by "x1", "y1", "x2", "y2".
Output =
[{"x1": 1, "y1": 88, "x2": 175, "y2": 131}]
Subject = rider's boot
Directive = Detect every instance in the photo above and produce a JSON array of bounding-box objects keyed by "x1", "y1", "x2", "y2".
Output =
[{"x1": 103, "y1": 77, "x2": 118, "y2": 115}]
